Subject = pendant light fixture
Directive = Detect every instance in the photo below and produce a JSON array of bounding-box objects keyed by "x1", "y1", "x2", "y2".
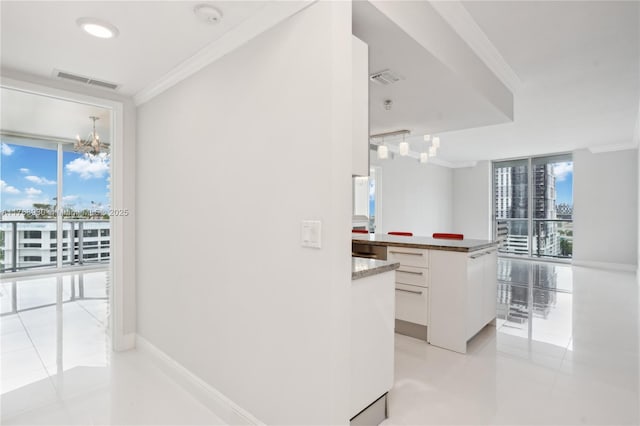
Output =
[
  {"x1": 398, "y1": 133, "x2": 409, "y2": 156},
  {"x1": 429, "y1": 145, "x2": 437, "y2": 157},
  {"x1": 420, "y1": 152, "x2": 429, "y2": 163},
  {"x1": 432, "y1": 136, "x2": 440, "y2": 149}
]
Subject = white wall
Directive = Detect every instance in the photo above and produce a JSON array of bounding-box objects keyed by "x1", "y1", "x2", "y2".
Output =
[
  {"x1": 136, "y1": 3, "x2": 352, "y2": 424},
  {"x1": 573, "y1": 148, "x2": 638, "y2": 268},
  {"x1": 372, "y1": 155, "x2": 453, "y2": 236},
  {"x1": 0, "y1": 68, "x2": 137, "y2": 338},
  {"x1": 452, "y1": 161, "x2": 492, "y2": 240}
]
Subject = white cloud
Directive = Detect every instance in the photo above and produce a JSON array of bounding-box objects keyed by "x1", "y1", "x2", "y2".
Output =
[
  {"x1": 25, "y1": 187, "x2": 43, "y2": 196},
  {"x1": 0, "y1": 180, "x2": 20, "y2": 194},
  {"x1": 553, "y1": 162, "x2": 573, "y2": 182},
  {"x1": 65, "y1": 157, "x2": 109, "y2": 179},
  {"x1": 1, "y1": 143, "x2": 14, "y2": 156},
  {"x1": 19, "y1": 168, "x2": 30, "y2": 174},
  {"x1": 25, "y1": 175, "x2": 56, "y2": 185},
  {"x1": 62, "y1": 195, "x2": 78, "y2": 202}
]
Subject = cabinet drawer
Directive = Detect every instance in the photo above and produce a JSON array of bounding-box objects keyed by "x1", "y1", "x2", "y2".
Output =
[
  {"x1": 395, "y1": 265, "x2": 428, "y2": 287},
  {"x1": 395, "y1": 283, "x2": 429, "y2": 326},
  {"x1": 388, "y1": 247, "x2": 429, "y2": 268}
]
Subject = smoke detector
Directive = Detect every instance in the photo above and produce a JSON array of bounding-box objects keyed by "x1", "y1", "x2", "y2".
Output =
[
  {"x1": 370, "y1": 69, "x2": 404, "y2": 86},
  {"x1": 194, "y1": 4, "x2": 223, "y2": 24}
]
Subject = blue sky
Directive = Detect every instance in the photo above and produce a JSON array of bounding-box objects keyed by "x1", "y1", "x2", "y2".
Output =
[
  {"x1": 0, "y1": 142, "x2": 110, "y2": 212},
  {"x1": 553, "y1": 161, "x2": 573, "y2": 205}
]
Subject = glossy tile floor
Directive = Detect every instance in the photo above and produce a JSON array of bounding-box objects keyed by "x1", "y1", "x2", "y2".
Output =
[
  {"x1": 2, "y1": 261, "x2": 638, "y2": 425},
  {"x1": 1, "y1": 270, "x2": 224, "y2": 425},
  {"x1": 386, "y1": 259, "x2": 639, "y2": 425}
]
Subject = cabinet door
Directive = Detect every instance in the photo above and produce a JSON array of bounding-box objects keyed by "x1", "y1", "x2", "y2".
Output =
[
  {"x1": 352, "y1": 35, "x2": 369, "y2": 176},
  {"x1": 395, "y1": 283, "x2": 429, "y2": 326},
  {"x1": 483, "y1": 249, "x2": 498, "y2": 325}
]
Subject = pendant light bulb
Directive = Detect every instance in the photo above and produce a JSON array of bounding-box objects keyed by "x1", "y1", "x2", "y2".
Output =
[
  {"x1": 423, "y1": 134, "x2": 431, "y2": 142},
  {"x1": 399, "y1": 141, "x2": 409, "y2": 156},
  {"x1": 420, "y1": 152, "x2": 429, "y2": 163},
  {"x1": 432, "y1": 136, "x2": 440, "y2": 149},
  {"x1": 429, "y1": 145, "x2": 437, "y2": 157},
  {"x1": 378, "y1": 145, "x2": 389, "y2": 160}
]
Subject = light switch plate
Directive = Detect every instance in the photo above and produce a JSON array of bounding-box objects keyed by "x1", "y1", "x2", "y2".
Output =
[{"x1": 301, "y1": 220, "x2": 322, "y2": 249}]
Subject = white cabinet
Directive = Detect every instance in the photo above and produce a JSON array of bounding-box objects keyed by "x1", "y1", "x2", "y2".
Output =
[
  {"x1": 429, "y1": 248, "x2": 497, "y2": 354},
  {"x1": 389, "y1": 247, "x2": 430, "y2": 334},
  {"x1": 351, "y1": 270, "x2": 395, "y2": 419},
  {"x1": 352, "y1": 35, "x2": 369, "y2": 177}
]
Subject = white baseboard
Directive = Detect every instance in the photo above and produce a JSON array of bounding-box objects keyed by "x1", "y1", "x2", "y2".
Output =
[
  {"x1": 571, "y1": 260, "x2": 637, "y2": 273},
  {"x1": 136, "y1": 335, "x2": 263, "y2": 426}
]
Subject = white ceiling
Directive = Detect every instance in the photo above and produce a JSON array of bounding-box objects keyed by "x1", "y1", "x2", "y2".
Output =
[
  {"x1": 437, "y1": 0, "x2": 640, "y2": 163},
  {"x1": 1, "y1": 87, "x2": 111, "y2": 144},
  {"x1": 0, "y1": 1, "x2": 267, "y2": 96},
  {"x1": 353, "y1": 1, "x2": 512, "y2": 139}
]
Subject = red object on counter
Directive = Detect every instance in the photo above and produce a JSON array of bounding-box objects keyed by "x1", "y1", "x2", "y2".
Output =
[
  {"x1": 352, "y1": 229, "x2": 369, "y2": 234},
  {"x1": 432, "y1": 233, "x2": 464, "y2": 240},
  {"x1": 388, "y1": 231, "x2": 413, "y2": 237}
]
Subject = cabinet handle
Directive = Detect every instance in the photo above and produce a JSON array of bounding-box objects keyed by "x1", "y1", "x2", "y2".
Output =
[
  {"x1": 395, "y1": 288, "x2": 423, "y2": 295},
  {"x1": 397, "y1": 269, "x2": 423, "y2": 275},
  {"x1": 389, "y1": 251, "x2": 423, "y2": 256},
  {"x1": 470, "y1": 252, "x2": 489, "y2": 259}
]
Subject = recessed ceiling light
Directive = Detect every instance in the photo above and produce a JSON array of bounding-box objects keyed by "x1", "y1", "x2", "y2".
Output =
[{"x1": 77, "y1": 18, "x2": 119, "y2": 39}]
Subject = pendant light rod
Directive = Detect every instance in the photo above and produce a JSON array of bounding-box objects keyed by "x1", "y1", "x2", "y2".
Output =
[{"x1": 370, "y1": 129, "x2": 411, "y2": 139}]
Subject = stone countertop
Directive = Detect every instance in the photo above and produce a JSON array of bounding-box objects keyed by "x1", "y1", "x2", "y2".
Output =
[
  {"x1": 352, "y1": 234, "x2": 498, "y2": 253},
  {"x1": 352, "y1": 257, "x2": 400, "y2": 280}
]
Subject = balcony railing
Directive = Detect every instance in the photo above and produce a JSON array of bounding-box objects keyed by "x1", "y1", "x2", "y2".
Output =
[
  {"x1": 0, "y1": 220, "x2": 110, "y2": 273},
  {"x1": 496, "y1": 219, "x2": 573, "y2": 259}
]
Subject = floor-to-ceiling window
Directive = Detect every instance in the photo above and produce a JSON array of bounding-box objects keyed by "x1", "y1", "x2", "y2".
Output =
[{"x1": 493, "y1": 154, "x2": 573, "y2": 260}]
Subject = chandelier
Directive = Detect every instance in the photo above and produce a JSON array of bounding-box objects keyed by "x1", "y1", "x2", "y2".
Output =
[
  {"x1": 370, "y1": 130, "x2": 441, "y2": 164},
  {"x1": 75, "y1": 116, "x2": 109, "y2": 157}
]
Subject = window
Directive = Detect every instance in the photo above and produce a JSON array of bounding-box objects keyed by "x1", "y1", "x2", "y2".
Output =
[
  {"x1": 83, "y1": 229, "x2": 99, "y2": 238},
  {"x1": 23, "y1": 231, "x2": 42, "y2": 239},
  {"x1": 50, "y1": 230, "x2": 69, "y2": 239},
  {"x1": 84, "y1": 253, "x2": 98, "y2": 259},
  {"x1": 352, "y1": 167, "x2": 379, "y2": 232},
  {"x1": 22, "y1": 256, "x2": 42, "y2": 262},
  {"x1": 100, "y1": 229, "x2": 110, "y2": 237},
  {"x1": 84, "y1": 241, "x2": 98, "y2": 247},
  {"x1": 493, "y1": 154, "x2": 573, "y2": 259},
  {"x1": 23, "y1": 243, "x2": 41, "y2": 248},
  {"x1": 101, "y1": 252, "x2": 110, "y2": 258}
]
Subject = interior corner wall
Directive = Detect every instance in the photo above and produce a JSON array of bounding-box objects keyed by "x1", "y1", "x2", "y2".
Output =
[
  {"x1": 135, "y1": 2, "x2": 352, "y2": 424},
  {"x1": 373, "y1": 156, "x2": 453, "y2": 236},
  {"x1": 452, "y1": 161, "x2": 492, "y2": 240},
  {"x1": 573, "y1": 148, "x2": 638, "y2": 267}
]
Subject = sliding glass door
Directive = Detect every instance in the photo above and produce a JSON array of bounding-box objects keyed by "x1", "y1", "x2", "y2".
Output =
[{"x1": 493, "y1": 154, "x2": 573, "y2": 260}]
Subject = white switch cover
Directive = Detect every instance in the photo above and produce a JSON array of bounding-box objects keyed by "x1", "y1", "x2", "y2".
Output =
[{"x1": 301, "y1": 220, "x2": 322, "y2": 249}]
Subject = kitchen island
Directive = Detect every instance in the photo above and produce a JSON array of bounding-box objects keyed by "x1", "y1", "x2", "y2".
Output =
[
  {"x1": 350, "y1": 257, "x2": 399, "y2": 425},
  {"x1": 353, "y1": 234, "x2": 498, "y2": 354}
]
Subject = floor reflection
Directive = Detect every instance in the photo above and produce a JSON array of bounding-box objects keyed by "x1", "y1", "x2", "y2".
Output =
[{"x1": 0, "y1": 270, "x2": 109, "y2": 396}]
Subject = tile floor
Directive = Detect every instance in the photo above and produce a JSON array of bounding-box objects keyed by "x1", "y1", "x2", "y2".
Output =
[
  {"x1": 385, "y1": 259, "x2": 639, "y2": 425},
  {"x1": 1, "y1": 260, "x2": 638, "y2": 425},
  {"x1": 1, "y1": 270, "x2": 224, "y2": 425}
]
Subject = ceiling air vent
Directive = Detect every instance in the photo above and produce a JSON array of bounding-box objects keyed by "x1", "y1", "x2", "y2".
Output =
[
  {"x1": 369, "y1": 69, "x2": 404, "y2": 86},
  {"x1": 54, "y1": 70, "x2": 119, "y2": 90}
]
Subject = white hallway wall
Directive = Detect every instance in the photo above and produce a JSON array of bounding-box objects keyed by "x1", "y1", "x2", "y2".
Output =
[
  {"x1": 373, "y1": 155, "x2": 453, "y2": 236},
  {"x1": 452, "y1": 160, "x2": 492, "y2": 240},
  {"x1": 573, "y1": 148, "x2": 638, "y2": 268},
  {"x1": 136, "y1": 3, "x2": 352, "y2": 425}
]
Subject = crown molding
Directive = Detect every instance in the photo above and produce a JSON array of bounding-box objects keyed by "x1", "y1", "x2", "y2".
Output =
[
  {"x1": 429, "y1": 0, "x2": 522, "y2": 94},
  {"x1": 588, "y1": 141, "x2": 638, "y2": 154},
  {"x1": 133, "y1": 1, "x2": 313, "y2": 106}
]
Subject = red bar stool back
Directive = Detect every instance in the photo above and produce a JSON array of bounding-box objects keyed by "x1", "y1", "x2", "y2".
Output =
[
  {"x1": 352, "y1": 229, "x2": 369, "y2": 234},
  {"x1": 388, "y1": 231, "x2": 413, "y2": 237},
  {"x1": 432, "y1": 233, "x2": 464, "y2": 240}
]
